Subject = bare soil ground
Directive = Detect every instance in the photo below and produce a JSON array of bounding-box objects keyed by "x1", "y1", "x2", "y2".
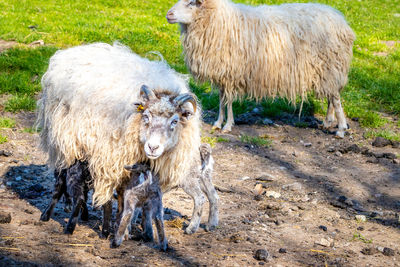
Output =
[{"x1": 0, "y1": 108, "x2": 399, "y2": 267}]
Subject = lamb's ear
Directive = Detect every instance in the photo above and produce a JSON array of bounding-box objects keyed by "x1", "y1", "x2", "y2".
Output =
[
  {"x1": 124, "y1": 164, "x2": 138, "y2": 171},
  {"x1": 174, "y1": 93, "x2": 197, "y2": 120},
  {"x1": 139, "y1": 85, "x2": 156, "y2": 101}
]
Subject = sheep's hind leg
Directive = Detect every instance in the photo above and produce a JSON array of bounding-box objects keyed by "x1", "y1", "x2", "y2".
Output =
[
  {"x1": 332, "y1": 95, "x2": 348, "y2": 138},
  {"x1": 199, "y1": 172, "x2": 219, "y2": 231},
  {"x1": 40, "y1": 169, "x2": 67, "y2": 221},
  {"x1": 111, "y1": 193, "x2": 137, "y2": 248},
  {"x1": 212, "y1": 90, "x2": 225, "y2": 130},
  {"x1": 182, "y1": 181, "x2": 205, "y2": 234},
  {"x1": 153, "y1": 198, "x2": 168, "y2": 251},
  {"x1": 323, "y1": 97, "x2": 336, "y2": 129},
  {"x1": 64, "y1": 197, "x2": 84, "y2": 234},
  {"x1": 141, "y1": 202, "x2": 154, "y2": 242},
  {"x1": 222, "y1": 100, "x2": 234, "y2": 133}
]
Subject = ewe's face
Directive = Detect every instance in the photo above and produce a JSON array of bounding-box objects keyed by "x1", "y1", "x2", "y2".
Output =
[
  {"x1": 166, "y1": 0, "x2": 203, "y2": 24},
  {"x1": 136, "y1": 86, "x2": 196, "y2": 160}
]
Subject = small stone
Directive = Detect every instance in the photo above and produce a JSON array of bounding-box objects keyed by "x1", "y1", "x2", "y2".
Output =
[
  {"x1": 254, "y1": 249, "x2": 270, "y2": 262},
  {"x1": 393, "y1": 159, "x2": 400, "y2": 164},
  {"x1": 254, "y1": 195, "x2": 263, "y2": 201},
  {"x1": 366, "y1": 157, "x2": 379, "y2": 164},
  {"x1": 262, "y1": 118, "x2": 274, "y2": 125},
  {"x1": 357, "y1": 226, "x2": 364, "y2": 231},
  {"x1": 15, "y1": 176, "x2": 22, "y2": 181},
  {"x1": 334, "y1": 151, "x2": 342, "y2": 157},
  {"x1": 0, "y1": 212, "x2": 11, "y2": 224},
  {"x1": 382, "y1": 153, "x2": 396, "y2": 159},
  {"x1": 265, "y1": 191, "x2": 281, "y2": 199},
  {"x1": 315, "y1": 238, "x2": 332, "y2": 247},
  {"x1": 278, "y1": 248, "x2": 287, "y2": 253},
  {"x1": 372, "y1": 137, "x2": 391, "y2": 147},
  {"x1": 303, "y1": 142, "x2": 312, "y2": 147},
  {"x1": 382, "y1": 247, "x2": 395, "y2": 256},
  {"x1": 255, "y1": 174, "x2": 275, "y2": 182},
  {"x1": 391, "y1": 141, "x2": 400, "y2": 148},
  {"x1": 10, "y1": 159, "x2": 18, "y2": 164},
  {"x1": 240, "y1": 176, "x2": 251, "y2": 181},
  {"x1": 361, "y1": 247, "x2": 378, "y2": 255},
  {"x1": 319, "y1": 225, "x2": 327, "y2": 232},
  {"x1": 377, "y1": 246, "x2": 384, "y2": 252},
  {"x1": 0, "y1": 150, "x2": 12, "y2": 157},
  {"x1": 327, "y1": 146, "x2": 336, "y2": 152},
  {"x1": 282, "y1": 182, "x2": 302, "y2": 191},
  {"x1": 345, "y1": 144, "x2": 361, "y2": 153},
  {"x1": 355, "y1": 215, "x2": 367, "y2": 222}
]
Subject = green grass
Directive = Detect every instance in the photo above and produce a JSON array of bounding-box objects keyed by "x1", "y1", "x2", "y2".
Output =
[
  {"x1": 201, "y1": 136, "x2": 230, "y2": 148},
  {"x1": 0, "y1": 117, "x2": 16, "y2": 128},
  {"x1": 240, "y1": 134, "x2": 272, "y2": 147},
  {"x1": 0, "y1": 134, "x2": 8, "y2": 144},
  {"x1": 364, "y1": 129, "x2": 400, "y2": 142},
  {"x1": 0, "y1": 0, "x2": 399, "y2": 138}
]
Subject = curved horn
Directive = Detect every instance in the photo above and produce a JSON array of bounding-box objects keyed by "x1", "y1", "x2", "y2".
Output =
[
  {"x1": 174, "y1": 93, "x2": 197, "y2": 113},
  {"x1": 140, "y1": 85, "x2": 156, "y2": 101}
]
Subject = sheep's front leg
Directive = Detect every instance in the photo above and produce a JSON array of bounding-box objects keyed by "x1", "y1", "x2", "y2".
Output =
[
  {"x1": 182, "y1": 181, "x2": 205, "y2": 234},
  {"x1": 111, "y1": 194, "x2": 137, "y2": 248},
  {"x1": 101, "y1": 201, "x2": 112, "y2": 239},
  {"x1": 222, "y1": 100, "x2": 234, "y2": 132},
  {"x1": 199, "y1": 173, "x2": 219, "y2": 231},
  {"x1": 40, "y1": 169, "x2": 67, "y2": 221},
  {"x1": 80, "y1": 184, "x2": 89, "y2": 221},
  {"x1": 212, "y1": 89, "x2": 225, "y2": 130}
]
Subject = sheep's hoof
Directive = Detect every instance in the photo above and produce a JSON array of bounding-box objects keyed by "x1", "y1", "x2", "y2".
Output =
[
  {"x1": 100, "y1": 230, "x2": 110, "y2": 239},
  {"x1": 158, "y1": 242, "x2": 168, "y2": 252},
  {"x1": 64, "y1": 227, "x2": 75, "y2": 235},
  {"x1": 40, "y1": 212, "x2": 50, "y2": 222},
  {"x1": 184, "y1": 226, "x2": 197, "y2": 235},
  {"x1": 221, "y1": 124, "x2": 232, "y2": 133},
  {"x1": 211, "y1": 125, "x2": 221, "y2": 130},
  {"x1": 335, "y1": 130, "x2": 345, "y2": 139},
  {"x1": 110, "y1": 239, "x2": 121, "y2": 248},
  {"x1": 204, "y1": 224, "x2": 217, "y2": 232},
  {"x1": 322, "y1": 120, "x2": 335, "y2": 129}
]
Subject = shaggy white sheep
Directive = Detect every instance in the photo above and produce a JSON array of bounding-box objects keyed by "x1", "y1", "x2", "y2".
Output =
[
  {"x1": 37, "y1": 42, "x2": 218, "y2": 234},
  {"x1": 167, "y1": 0, "x2": 355, "y2": 137}
]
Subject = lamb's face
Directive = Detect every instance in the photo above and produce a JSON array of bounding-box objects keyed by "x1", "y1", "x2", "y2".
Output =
[
  {"x1": 166, "y1": 0, "x2": 203, "y2": 24},
  {"x1": 136, "y1": 85, "x2": 196, "y2": 160}
]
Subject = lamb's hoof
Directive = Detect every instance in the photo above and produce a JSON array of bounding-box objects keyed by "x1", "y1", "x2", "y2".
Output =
[
  {"x1": 159, "y1": 242, "x2": 168, "y2": 252},
  {"x1": 100, "y1": 230, "x2": 110, "y2": 239},
  {"x1": 81, "y1": 211, "x2": 89, "y2": 221},
  {"x1": 40, "y1": 212, "x2": 50, "y2": 222},
  {"x1": 322, "y1": 120, "x2": 334, "y2": 129},
  {"x1": 110, "y1": 239, "x2": 121, "y2": 248},
  {"x1": 64, "y1": 227, "x2": 75, "y2": 235}
]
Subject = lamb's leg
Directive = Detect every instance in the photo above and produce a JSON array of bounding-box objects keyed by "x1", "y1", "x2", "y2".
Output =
[
  {"x1": 199, "y1": 172, "x2": 219, "y2": 231},
  {"x1": 40, "y1": 169, "x2": 67, "y2": 221},
  {"x1": 141, "y1": 202, "x2": 154, "y2": 242},
  {"x1": 80, "y1": 183, "x2": 89, "y2": 221},
  {"x1": 64, "y1": 196, "x2": 84, "y2": 234},
  {"x1": 323, "y1": 97, "x2": 336, "y2": 129},
  {"x1": 182, "y1": 181, "x2": 205, "y2": 234},
  {"x1": 153, "y1": 196, "x2": 168, "y2": 251},
  {"x1": 222, "y1": 99, "x2": 234, "y2": 132},
  {"x1": 111, "y1": 194, "x2": 137, "y2": 248},
  {"x1": 332, "y1": 95, "x2": 348, "y2": 138},
  {"x1": 212, "y1": 89, "x2": 225, "y2": 130},
  {"x1": 101, "y1": 201, "x2": 112, "y2": 239}
]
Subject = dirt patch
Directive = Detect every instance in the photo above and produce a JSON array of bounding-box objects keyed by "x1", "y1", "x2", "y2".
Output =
[
  {"x1": 0, "y1": 110, "x2": 399, "y2": 266},
  {"x1": 0, "y1": 39, "x2": 45, "y2": 53}
]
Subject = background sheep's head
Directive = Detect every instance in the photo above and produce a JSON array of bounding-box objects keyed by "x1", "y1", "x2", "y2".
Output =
[
  {"x1": 166, "y1": 0, "x2": 204, "y2": 24},
  {"x1": 135, "y1": 85, "x2": 197, "y2": 160}
]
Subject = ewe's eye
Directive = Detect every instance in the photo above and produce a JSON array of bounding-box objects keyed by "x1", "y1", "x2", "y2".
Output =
[{"x1": 170, "y1": 119, "x2": 178, "y2": 129}]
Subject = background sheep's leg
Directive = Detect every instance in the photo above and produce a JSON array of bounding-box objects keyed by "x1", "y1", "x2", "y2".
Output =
[
  {"x1": 40, "y1": 169, "x2": 67, "y2": 221},
  {"x1": 323, "y1": 97, "x2": 336, "y2": 129},
  {"x1": 141, "y1": 202, "x2": 154, "y2": 242},
  {"x1": 101, "y1": 201, "x2": 112, "y2": 239},
  {"x1": 111, "y1": 194, "x2": 137, "y2": 248},
  {"x1": 212, "y1": 89, "x2": 226, "y2": 130},
  {"x1": 153, "y1": 197, "x2": 168, "y2": 251},
  {"x1": 332, "y1": 95, "x2": 348, "y2": 138},
  {"x1": 199, "y1": 173, "x2": 219, "y2": 231},
  {"x1": 182, "y1": 182, "x2": 205, "y2": 234},
  {"x1": 222, "y1": 99, "x2": 234, "y2": 132}
]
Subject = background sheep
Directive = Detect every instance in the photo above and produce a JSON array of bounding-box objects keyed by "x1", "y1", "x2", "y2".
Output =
[
  {"x1": 167, "y1": 0, "x2": 355, "y2": 137},
  {"x1": 112, "y1": 163, "x2": 167, "y2": 250},
  {"x1": 40, "y1": 161, "x2": 112, "y2": 237},
  {"x1": 37, "y1": 42, "x2": 218, "y2": 234}
]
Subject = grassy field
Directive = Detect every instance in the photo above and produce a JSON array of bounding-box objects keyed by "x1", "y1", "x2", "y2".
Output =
[{"x1": 0, "y1": 0, "x2": 399, "y2": 137}]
